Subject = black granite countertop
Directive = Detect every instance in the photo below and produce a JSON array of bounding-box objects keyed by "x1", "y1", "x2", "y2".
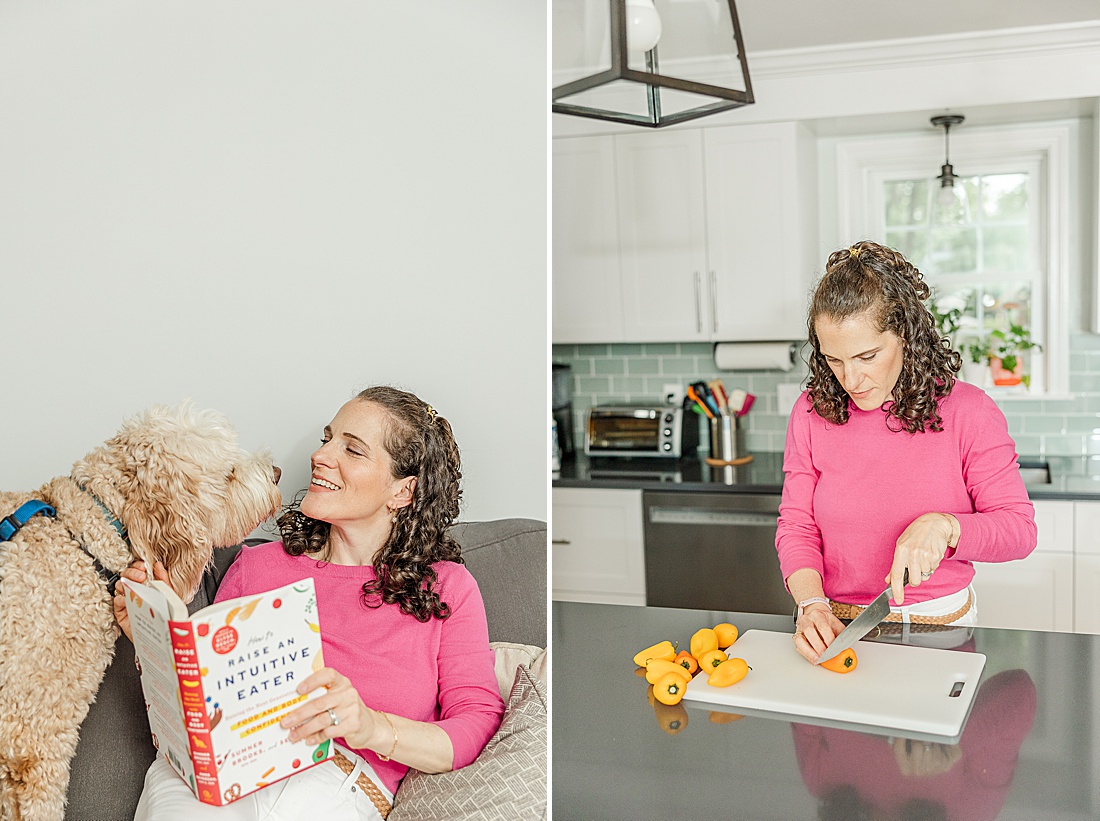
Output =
[
  {"x1": 554, "y1": 451, "x2": 785, "y2": 494},
  {"x1": 554, "y1": 450, "x2": 1100, "y2": 501},
  {"x1": 553, "y1": 601, "x2": 1100, "y2": 819}
]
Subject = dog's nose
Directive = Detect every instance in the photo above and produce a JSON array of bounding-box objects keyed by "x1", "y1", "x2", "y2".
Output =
[{"x1": 272, "y1": 465, "x2": 282, "y2": 485}]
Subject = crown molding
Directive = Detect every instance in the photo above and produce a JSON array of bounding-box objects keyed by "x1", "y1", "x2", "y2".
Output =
[{"x1": 746, "y1": 20, "x2": 1100, "y2": 80}]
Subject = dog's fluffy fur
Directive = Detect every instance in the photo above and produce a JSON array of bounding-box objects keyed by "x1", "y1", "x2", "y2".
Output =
[{"x1": 0, "y1": 402, "x2": 282, "y2": 821}]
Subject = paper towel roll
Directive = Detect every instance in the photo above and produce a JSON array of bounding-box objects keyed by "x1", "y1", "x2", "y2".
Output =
[{"x1": 714, "y1": 342, "x2": 796, "y2": 372}]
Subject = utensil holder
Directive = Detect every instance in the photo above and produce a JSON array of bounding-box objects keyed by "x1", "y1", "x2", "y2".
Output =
[{"x1": 708, "y1": 415, "x2": 749, "y2": 466}]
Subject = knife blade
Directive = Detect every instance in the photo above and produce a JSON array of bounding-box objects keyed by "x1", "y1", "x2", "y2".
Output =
[{"x1": 814, "y1": 569, "x2": 909, "y2": 665}]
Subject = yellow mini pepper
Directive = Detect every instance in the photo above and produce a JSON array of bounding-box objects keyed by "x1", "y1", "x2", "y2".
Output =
[
  {"x1": 653, "y1": 671, "x2": 687, "y2": 705},
  {"x1": 698, "y1": 648, "x2": 728, "y2": 672},
  {"x1": 708, "y1": 657, "x2": 750, "y2": 687},
  {"x1": 690, "y1": 628, "x2": 719, "y2": 660},
  {"x1": 645, "y1": 658, "x2": 692, "y2": 685},
  {"x1": 632, "y1": 640, "x2": 677, "y2": 668}
]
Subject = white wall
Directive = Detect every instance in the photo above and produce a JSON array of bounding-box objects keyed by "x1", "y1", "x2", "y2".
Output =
[{"x1": 0, "y1": 2, "x2": 547, "y2": 524}]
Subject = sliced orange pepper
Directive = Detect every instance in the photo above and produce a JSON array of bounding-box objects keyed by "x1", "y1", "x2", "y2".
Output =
[
  {"x1": 708, "y1": 657, "x2": 750, "y2": 687},
  {"x1": 674, "y1": 650, "x2": 699, "y2": 675},
  {"x1": 697, "y1": 648, "x2": 728, "y2": 672},
  {"x1": 645, "y1": 658, "x2": 692, "y2": 685},
  {"x1": 653, "y1": 671, "x2": 687, "y2": 705},
  {"x1": 714, "y1": 622, "x2": 739, "y2": 648},
  {"x1": 632, "y1": 640, "x2": 677, "y2": 667},
  {"x1": 690, "y1": 628, "x2": 719, "y2": 659},
  {"x1": 820, "y1": 648, "x2": 858, "y2": 674}
]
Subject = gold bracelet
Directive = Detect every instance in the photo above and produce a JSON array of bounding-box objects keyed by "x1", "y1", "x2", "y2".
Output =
[{"x1": 377, "y1": 710, "x2": 398, "y2": 762}]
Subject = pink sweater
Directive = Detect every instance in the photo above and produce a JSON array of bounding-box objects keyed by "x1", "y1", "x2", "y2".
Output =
[
  {"x1": 776, "y1": 381, "x2": 1037, "y2": 605},
  {"x1": 215, "y1": 542, "x2": 505, "y2": 794}
]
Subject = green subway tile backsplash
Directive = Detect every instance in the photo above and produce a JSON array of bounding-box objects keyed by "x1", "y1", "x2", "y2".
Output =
[{"x1": 553, "y1": 336, "x2": 1100, "y2": 459}]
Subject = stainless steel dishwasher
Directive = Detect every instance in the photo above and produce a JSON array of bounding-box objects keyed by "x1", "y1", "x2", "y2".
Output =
[{"x1": 642, "y1": 490, "x2": 792, "y2": 615}]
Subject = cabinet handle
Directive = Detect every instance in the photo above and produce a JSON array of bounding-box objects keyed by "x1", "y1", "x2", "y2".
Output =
[
  {"x1": 694, "y1": 272, "x2": 702, "y2": 333},
  {"x1": 710, "y1": 271, "x2": 718, "y2": 334},
  {"x1": 551, "y1": 539, "x2": 572, "y2": 545}
]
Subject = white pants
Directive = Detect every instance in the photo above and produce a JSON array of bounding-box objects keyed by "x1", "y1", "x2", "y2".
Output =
[
  {"x1": 134, "y1": 744, "x2": 392, "y2": 821},
  {"x1": 878, "y1": 585, "x2": 979, "y2": 649}
]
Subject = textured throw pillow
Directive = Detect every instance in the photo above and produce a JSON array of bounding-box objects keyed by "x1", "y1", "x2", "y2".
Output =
[
  {"x1": 389, "y1": 666, "x2": 548, "y2": 821},
  {"x1": 490, "y1": 641, "x2": 548, "y2": 699}
]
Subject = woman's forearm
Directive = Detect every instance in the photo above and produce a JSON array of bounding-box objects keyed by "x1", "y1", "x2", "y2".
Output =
[
  {"x1": 352, "y1": 707, "x2": 456, "y2": 774},
  {"x1": 786, "y1": 568, "x2": 828, "y2": 609}
]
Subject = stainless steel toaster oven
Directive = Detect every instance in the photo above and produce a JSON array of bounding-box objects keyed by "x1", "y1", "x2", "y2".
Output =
[{"x1": 584, "y1": 405, "x2": 699, "y2": 458}]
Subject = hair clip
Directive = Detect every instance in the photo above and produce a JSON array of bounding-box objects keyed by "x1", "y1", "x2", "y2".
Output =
[
  {"x1": 849, "y1": 246, "x2": 861, "y2": 260},
  {"x1": 426, "y1": 405, "x2": 437, "y2": 420}
]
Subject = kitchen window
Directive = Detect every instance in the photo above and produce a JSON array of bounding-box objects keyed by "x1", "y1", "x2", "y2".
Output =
[
  {"x1": 834, "y1": 121, "x2": 1078, "y2": 398},
  {"x1": 882, "y1": 169, "x2": 1042, "y2": 391}
]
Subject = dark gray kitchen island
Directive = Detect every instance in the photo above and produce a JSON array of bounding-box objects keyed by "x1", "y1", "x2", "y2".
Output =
[{"x1": 552, "y1": 601, "x2": 1098, "y2": 820}]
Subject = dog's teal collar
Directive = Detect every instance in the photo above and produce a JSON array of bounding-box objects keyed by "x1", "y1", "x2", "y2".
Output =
[
  {"x1": 74, "y1": 484, "x2": 126, "y2": 595},
  {"x1": 78, "y1": 484, "x2": 129, "y2": 544},
  {"x1": 0, "y1": 500, "x2": 56, "y2": 542}
]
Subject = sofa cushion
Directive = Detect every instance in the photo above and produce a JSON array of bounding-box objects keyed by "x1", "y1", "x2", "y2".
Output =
[
  {"x1": 389, "y1": 665, "x2": 547, "y2": 821},
  {"x1": 452, "y1": 519, "x2": 547, "y2": 648},
  {"x1": 490, "y1": 641, "x2": 547, "y2": 700}
]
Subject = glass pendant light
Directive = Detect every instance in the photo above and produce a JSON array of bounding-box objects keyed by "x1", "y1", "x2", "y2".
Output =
[
  {"x1": 552, "y1": 0, "x2": 754, "y2": 128},
  {"x1": 931, "y1": 114, "x2": 966, "y2": 210}
]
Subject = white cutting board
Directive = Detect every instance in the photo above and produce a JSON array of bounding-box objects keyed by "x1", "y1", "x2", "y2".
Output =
[{"x1": 681, "y1": 629, "x2": 986, "y2": 739}]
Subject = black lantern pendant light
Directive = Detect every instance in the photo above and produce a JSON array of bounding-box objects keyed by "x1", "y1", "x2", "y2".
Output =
[
  {"x1": 931, "y1": 114, "x2": 965, "y2": 189},
  {"x1": 552, "y1": 0, "x2": 754, "y2": 128}
]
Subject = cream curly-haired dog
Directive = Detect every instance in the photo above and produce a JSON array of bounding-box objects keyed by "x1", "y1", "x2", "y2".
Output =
[{"x1": 0, "y1": 402, "x2": 282, "y2": 821}]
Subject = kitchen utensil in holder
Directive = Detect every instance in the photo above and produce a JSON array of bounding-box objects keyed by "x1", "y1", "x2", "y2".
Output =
[{"x1": 707, "y1": 414, "x2": 752, "y2": 466}]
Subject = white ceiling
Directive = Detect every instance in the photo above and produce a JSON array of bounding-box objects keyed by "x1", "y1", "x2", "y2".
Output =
[{"x1": 737, "y1": 0, "x2": 1100, "y2": 52}]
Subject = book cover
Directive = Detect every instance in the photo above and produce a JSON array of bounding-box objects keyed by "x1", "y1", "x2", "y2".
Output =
[{"x1": 121, "y1": 576, "x2": 333, "y2": 805}]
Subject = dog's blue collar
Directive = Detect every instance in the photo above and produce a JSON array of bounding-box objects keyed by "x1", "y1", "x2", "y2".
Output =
[
  {"x1": 0, "y1": 500, "x2": 56, "y2": 542},
  {"x1": 78, "y1": 484, "x2": 129, "y2": 544}
]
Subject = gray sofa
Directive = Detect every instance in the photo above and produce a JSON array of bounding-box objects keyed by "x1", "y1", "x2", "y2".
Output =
[{"x1": 64, "y1": 518, "x2": 547, "y2": 820}]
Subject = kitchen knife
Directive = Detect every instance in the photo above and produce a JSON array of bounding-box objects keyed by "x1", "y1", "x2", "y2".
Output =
[{"x1": 813, "y1": 569, "x2": 909, "y2": 666}]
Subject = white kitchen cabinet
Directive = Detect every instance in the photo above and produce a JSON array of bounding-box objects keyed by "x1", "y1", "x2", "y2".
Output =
[
  {"x1": 552, "y1": 487, "x2": 645, "y2": 606},
  {"x1": 704, "y1": 122, "x2": 818, "y2": 342},
  {"x1": 615, "y1": 130, "x2": 710, "y2": 342},
  {"x1": 552, "y1": 136, "x2": 626, "y2": 344},
  {"x1": 971, "y1": 500, "x2": 1075, "y2": 632},
  {"x1": 972, "y1": 553, "x2": 1074, "y2": 632},
  {"x1": 551, "y1": 122, "x2": 819, "y2": 345},
  {"x1": 1073, "y1": 502, "x2": 1100, "y2": 634}
]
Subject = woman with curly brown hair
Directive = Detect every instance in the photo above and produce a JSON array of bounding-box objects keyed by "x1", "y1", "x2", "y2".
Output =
[
  {"x1": 777, "y1": 241, "x2": 1037, "y2": 665},
  {"x1": 129, "y1": 386, "x2": 504, "y2": 820}
]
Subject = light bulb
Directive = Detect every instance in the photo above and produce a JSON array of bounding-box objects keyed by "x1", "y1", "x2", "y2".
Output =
[
  {"x1": 938, "y1": 179, "x2": 960, "y2": 209},
  {"x1": 625, "y1": 0, "x2": 662, "y2": 54}
]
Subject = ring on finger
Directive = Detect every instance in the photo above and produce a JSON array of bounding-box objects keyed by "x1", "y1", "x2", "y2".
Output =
[
  {"x1": 327, "y1": 708, "x2": 340, "y2": 727},
  {"x1": 920, "y1": 570, "x2": 933, "y2": 580}
]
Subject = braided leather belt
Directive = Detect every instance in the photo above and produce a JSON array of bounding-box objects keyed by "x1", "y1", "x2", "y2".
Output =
[
  {"x1": 332, "y1": 750, "x2": 393, "y2": 818},
  {"x1": 830, "y1": 591, "x2": 972, "y2": 625}
]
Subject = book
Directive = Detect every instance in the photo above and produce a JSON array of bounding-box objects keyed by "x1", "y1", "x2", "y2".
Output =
[{"x1": 120, "y1": 575, "x2": 333, "y2": 806}]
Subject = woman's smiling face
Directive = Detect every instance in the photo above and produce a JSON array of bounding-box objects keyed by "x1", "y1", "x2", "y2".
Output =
[
  {"x1": 300, "y1": 399, "x2": 411, "y2": 528},
  {"x1": 815, "y1": 310, "x2": 905, "y2": 411}
]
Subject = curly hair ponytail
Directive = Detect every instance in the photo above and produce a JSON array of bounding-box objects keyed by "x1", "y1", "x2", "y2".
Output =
[
  {"x1": 805, "y1": 240, "x2": 961, "y2": 433},
  {"x1": 277, "y1": 386, "x2": 464, "y2": 622}
]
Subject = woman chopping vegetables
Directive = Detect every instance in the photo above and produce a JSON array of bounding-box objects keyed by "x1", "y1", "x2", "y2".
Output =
[{"x1": 777, "y1": 240, "x2": 1037, "y2": 665}]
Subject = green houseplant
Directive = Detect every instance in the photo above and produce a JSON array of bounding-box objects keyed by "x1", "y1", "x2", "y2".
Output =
[{"x1": 971, "y1": 324, "x2": 1042, "y2": 387}]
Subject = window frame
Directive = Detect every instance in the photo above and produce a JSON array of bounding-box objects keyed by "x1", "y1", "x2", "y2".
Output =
[{"x1": 834, "y1": 121, "x2": 1074, "y2": 398}]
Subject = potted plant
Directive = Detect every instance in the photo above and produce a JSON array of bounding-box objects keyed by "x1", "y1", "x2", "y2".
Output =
[
  {"x1": 961, "y1": 336, "x2": 991, "y2": 386},
  {"x1": 984, "y1": 324, "x2": 1042, "y2": 387}
]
